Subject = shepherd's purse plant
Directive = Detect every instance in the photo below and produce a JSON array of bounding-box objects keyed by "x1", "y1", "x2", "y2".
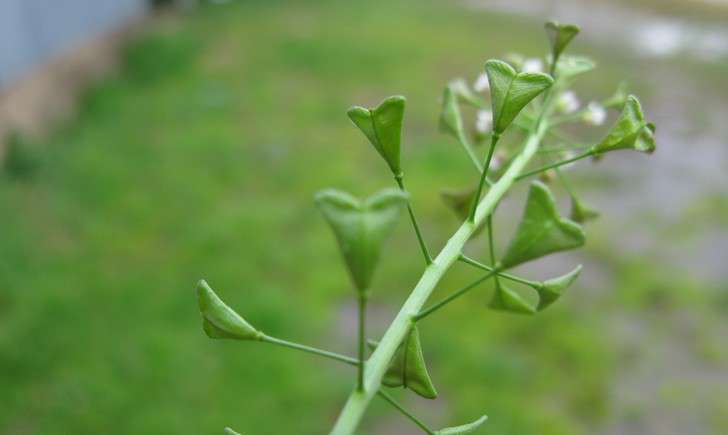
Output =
[{"x1": 195, "y1": 22, "x2": 656, "y2": 435}]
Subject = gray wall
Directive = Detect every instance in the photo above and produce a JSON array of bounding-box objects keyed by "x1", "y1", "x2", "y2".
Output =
[{"x1": 0, "y1": 0, "x2": 148, "y2": 87}]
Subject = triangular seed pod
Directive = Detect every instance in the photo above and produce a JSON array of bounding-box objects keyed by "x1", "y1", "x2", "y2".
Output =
[
  {"x1": 369, "y1": 326, "x2": 438, "y2": 399},
  {"x1": 545, "y1": 21, "x2": 580, "y2": 63},
  {"x1": 440, "y1": 187, "x2": 485, "y2": 237},
  {"x1": 570, "y1": 194, "x2": 600, "y2": 223},
  {"x1": 435, "y1": 415, "x2": 488, "y2": 434},
  {"x1": 197, "y1": 280, "x2": 261, "y2": 341},
  {"x1": 533, "y1": 265, "x2": 583, "y2": 311},
  {"x1": 591, "y1": 95, "x2": 656, "y2": 155},
  {"x1": 489, "y1": 280, "x2": 536, "y2": 315},
  {"x1": 501, "y1": 181, "x2": 585, "y2": 268},
  {"x1": 347, "y1": 96, "x2": 405, "y2": 175},
  {"x1": 315, "y1": 188, "x2": 408, "y2": 294},
  {"x1": 485, "y1": 59, "x2": 553, "y2": 134}
]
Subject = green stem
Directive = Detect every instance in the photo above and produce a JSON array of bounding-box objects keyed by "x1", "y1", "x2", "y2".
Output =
[
  {"x1": 458, "y1": 255, "x2": 538, "y2": 287},
  {"x1": 469, "y1": 133, "x2": 501, "y2": 222},
  {"x1": 515, "y1": 149, "x2": 594, "y2": 181},
  {"x1": 536, "y1": 143, "x2": 592, "y2": 155},
  {"x1": 456, "y1": 131, "x2": 495, "y2": 188},
  {"x1": 377, "y1": 390, "x2": 435, "y2": 435},
  {"x1": 260, "y1": 335, "x2": 358, "y2": 366},
  {"x1": 555, "y1": 167, "x2": 576, "y2": 197},
  {"x1": 329, "y1": 119, "x2": 550, "y2": 435},
  {"x1": 413, "y1": 270, "x2": 497, "y2": 321},
  {"x1": 358, "y1": 295, "x2": 367, "y2": 392},
  {"x1": 395, "y1": 175, "x2": 433, "y2": 265}
]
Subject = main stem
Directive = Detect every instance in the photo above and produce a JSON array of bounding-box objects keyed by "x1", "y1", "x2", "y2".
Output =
[
  {"x1": 358, "y1": 295, "x2": 367, "y2": 392},
  {"x1": 328, "y1": 120, "x2": 550, "y2": 435}
]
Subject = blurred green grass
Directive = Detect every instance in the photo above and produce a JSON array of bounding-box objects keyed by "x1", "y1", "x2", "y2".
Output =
[{"x1": 1, "y1": 1, "x2": 726, "y2": 434}]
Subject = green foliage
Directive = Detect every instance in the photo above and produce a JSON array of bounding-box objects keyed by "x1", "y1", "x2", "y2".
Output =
[
  {"x1": 501, "y1": 181, "x2": 586, "y2": 268},
  {"x1": 3, "y1": 131, "x2": 41, "y2": 180},
  {"x1": 0, "y1": 2, "x2": 679, "y2": 435},
  {"x1": 485, "y1": 59, "x2": 554, "y2": 134},
  {"x1": 197, "y1": 280, "x2": 261, "y2": 341},
  {"x1": 348, "y1": 96, "x2": 406, "y2": 176},
  {"x1": 315, "y1": 188, "x2": 408, "y2": 294}
]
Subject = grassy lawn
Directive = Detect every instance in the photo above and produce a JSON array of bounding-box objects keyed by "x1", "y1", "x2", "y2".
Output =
[{"x1": 1, "y1": 1, "x2": 725, "y2": 434}]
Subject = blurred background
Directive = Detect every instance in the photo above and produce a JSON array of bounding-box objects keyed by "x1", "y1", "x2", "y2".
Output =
[{"x1": 0, "y1": 0, "x2": 726, "y2": 434}]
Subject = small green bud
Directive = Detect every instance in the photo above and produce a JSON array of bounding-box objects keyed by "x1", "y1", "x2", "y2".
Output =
[
  {"x1": 501, "y1": 181, "x2": 585, "y2": 268},
  {"x1": 435, "y1": 415, "x2": 488, "y2": 434},
  {"x1": 369, "y1": 326, "x2": 438, "y2": 399},
  {"x1": 439, "y1": 85, "x2": 466, "y2": 142},
  {"x1": 545, "y1": 21, "x2": 580, "y2": 63},
  {"x1": 448, "y1": 78, "x2": 483, "y2": 107},
  {"x1": 348, "y1": 96, "x2": 405, "y2": 175},
  {"x1": 533, "y1": 265, "x2": 582, "y2": 310},
  {"x1": 224, "y1": 428, "x2": 241, "y2": 435},
  {"x1": 315, "y1": 188, "x2": 408, "y2": 294},
  {"x1": 197, "y1": 280, "x2": 261, "y2": 341},
  {"x1": 489, "y1": 280, "x2": 536, "y2": 315},
  {"x1": 485, "y1": 59, "x2": 554, "y2": 134},
  {"x1": 570, "y1": 194, "x2": 600, "y2": 223},
  {"x1": 591, "y1": 95, "x2": 656, "y2": 155}
]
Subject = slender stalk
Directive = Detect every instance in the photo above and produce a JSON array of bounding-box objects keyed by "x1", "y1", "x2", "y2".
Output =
[
  {"x1": 260, "y1": 335, "x2": 358, "y2": 366},
  {"x1": 555, "y1": 167, "x2": 576, "y2": 197},
  {"x1": 515, "y1": 149, "x2": 593, "y2": 181},
  {"x1": 358, "y1": 295, "x2": 367, "y2": 391},
  {"x1": 469, "y1": 133, "x2": 501, "y2": 222},
  {"x1": 395, "y1": 175, "x2": 433, "y2": 265},
  {"x1": 413, "y1": 271, "x2": 496, "y2": 321},
  {"x1": 329, "y1": 119, "x2": 551, "y2": 435},
  {"x1": 377, "y1": 390, "x2": 435, "y2": 434},
  {"x1": 457, "y1": 131, "x2": 484, "y2": 173},
  {"x1": 458, "y1": 255, "x2": 538, "y2": 287}
]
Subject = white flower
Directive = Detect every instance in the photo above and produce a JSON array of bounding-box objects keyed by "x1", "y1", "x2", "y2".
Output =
[
  {"x1": 560, "y1": 151, "x2": 578, "y2": 170},
  {"x1": 473, "y1": 73, "x2": 490, "y2": 92},
  {"x1": 557, "y1": 90, "x2": 580, "y2": 114},
  {"x1": 476, "y1": 110, "x2": 493, "y2": 133},
  {"x1": 522, "y1": 58, "x2": 544, "y2": 73},
  {"x1": 582, "y1": 101, "x2": 607, "y2": 125}
]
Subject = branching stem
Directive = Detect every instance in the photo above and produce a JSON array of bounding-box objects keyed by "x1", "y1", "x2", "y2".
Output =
[
  {"x1": 515, "y1": 149, "x2": 593, "y2": 181},
  {"x1": 413, "y1": 270, "x2": 497, "y2": 321},
  {"x1": 458, "y1": 255, "x2": 538, "y2": 287},
  {"x1": 377, "y1": 390, "x2": 435, "y2": 434},
  {"x1": 395, "y1": 175, "x2": 433, "y2": 265},
  {"x1": 260, "y1": 335, "x2": 358, "y2": 366},
  {"x1": 328, "y1": 118, "x2": 551, "y2": 435}
]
